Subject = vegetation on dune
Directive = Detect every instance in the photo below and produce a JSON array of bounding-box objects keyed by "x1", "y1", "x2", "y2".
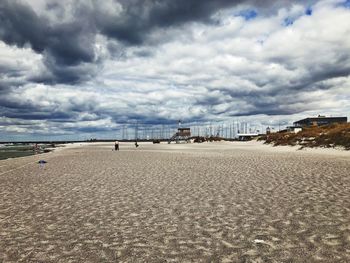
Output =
[{"x1": 259, "y1": 123, "x2": 350, "y2": 150}]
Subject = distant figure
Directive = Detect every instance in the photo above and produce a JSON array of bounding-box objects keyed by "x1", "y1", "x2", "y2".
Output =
[
  {"x1": 38, "y1": 160, "x2": 47, "y2": 169},
  {"x1": 34, "y1": 143, "x2": 39, "y2": 154},
  {"x1": 135, "y1": 141, "x2": 139, "y2": 148},
  {"x1": 114, "y1": 141, "x2": 119, "y2": 151}
]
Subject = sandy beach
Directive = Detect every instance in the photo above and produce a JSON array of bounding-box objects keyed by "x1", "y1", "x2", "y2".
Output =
[{"x1": 0, "y1": 141, "x2": 349, "y2": 262}]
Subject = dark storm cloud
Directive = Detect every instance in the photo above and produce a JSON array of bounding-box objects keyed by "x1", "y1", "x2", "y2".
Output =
[
  {"x1": 29, "y1": 58, "x2": 98, "y2": 85},
  {"x1": 0, "y1": 97, "x2": 49, "y2": 120},
  {"x1": 96, "y1": 0, "x2": 311, "y2": 44},
  {"x1": 0, "y1": 0, "x2": 96, "y2": 84},
  {"x1": 65, "y1": 126, "x2": 114, "y2": 133},
  {"x1": 0, "y1": 80, "x2": 24, "y2": 94},
  {"x1": 96, "y1": 0, "x2": 235, "y2": 44},
  {"x1": 0, "y1": 1, "x2": 95, "y2": 64},
  {"x1": 4, "y1": 110, "x2": 72, "y2": 121},
  {"x1": 0, "y1": 64, "x2": 24, "y2": 78},
  {"x1": 0, "y1": 64, "x2": 28, "y2": 93}
]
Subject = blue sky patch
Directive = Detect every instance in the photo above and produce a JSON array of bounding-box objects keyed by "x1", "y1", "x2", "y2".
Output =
[
  {"x1": 337, "y1": 0, "x2": 350, "y2": 8},
  {"x1": 284, "y1": 17, "x2": 294, "y2": 26},
  {"x1": 237, "y1": 9, "x2": 258, "y2": 20},
  {"x1": 305, "y1": 7, "x2": 312, "y2": 16}
]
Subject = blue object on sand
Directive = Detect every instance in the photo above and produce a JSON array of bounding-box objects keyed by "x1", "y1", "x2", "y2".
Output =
[{"x1": 38, "y1": 160, "x2": 47, "y2": 164}]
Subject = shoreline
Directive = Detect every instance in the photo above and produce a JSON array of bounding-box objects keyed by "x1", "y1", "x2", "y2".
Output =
[{"x1": 2, "y1": 140, "x2": 350, "y2": 161}]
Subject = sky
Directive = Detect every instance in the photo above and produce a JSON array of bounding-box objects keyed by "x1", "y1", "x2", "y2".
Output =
[{"x1": 0, "y1": 0, "x2": 350, "y2": 141}]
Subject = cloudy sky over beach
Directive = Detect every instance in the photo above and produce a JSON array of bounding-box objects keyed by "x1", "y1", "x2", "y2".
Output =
[{"x1": 0, "y1": 0, "x2": 350, "y2": 140}]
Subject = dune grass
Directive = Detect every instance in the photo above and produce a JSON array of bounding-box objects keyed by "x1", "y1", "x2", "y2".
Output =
[{"x1": 260, "y1": 123, "x2": 350, "y2": 150}]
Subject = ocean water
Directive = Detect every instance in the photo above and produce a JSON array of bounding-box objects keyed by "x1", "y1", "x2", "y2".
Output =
[{"x1": 0, "y1": 144, "x2": 52, "y2": 160}]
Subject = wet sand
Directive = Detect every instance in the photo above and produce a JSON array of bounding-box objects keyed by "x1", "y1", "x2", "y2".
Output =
[{"x1": 0, "y1": 142, "x2": 349, "y2": 262}]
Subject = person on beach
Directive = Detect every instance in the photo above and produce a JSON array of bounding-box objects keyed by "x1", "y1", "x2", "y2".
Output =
[
  {"x1": 135, "y1": 141, "x2": 139, "y2": 148},
  {"x1": 114, "y1": 141, "x2": 119, "y2": 151},
  {"x1": 34, "y1": 143, "x2": 39, "y2": 154}
]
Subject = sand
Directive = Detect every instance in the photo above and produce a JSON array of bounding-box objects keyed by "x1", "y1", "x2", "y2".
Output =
[{"x1": 0, "y1": 141, "x2": 349, "y2": 262}]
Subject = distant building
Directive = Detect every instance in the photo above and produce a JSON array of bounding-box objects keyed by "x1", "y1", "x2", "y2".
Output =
[
  {"x1": 286, "y1": 126, "x2": 303, "y2": 133},
  {"x1": 177, "y1": 128, "x2": 191, "y2": 137},
  {"x1": 294, "y1": 116, "x2": 347, "y2": 127},
  {"x1": 237, "y1": 133, "x2": 259, "y2": 141},
  {"x1": 168, "y1": 127, "x2": 191, "y2": 143}
]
